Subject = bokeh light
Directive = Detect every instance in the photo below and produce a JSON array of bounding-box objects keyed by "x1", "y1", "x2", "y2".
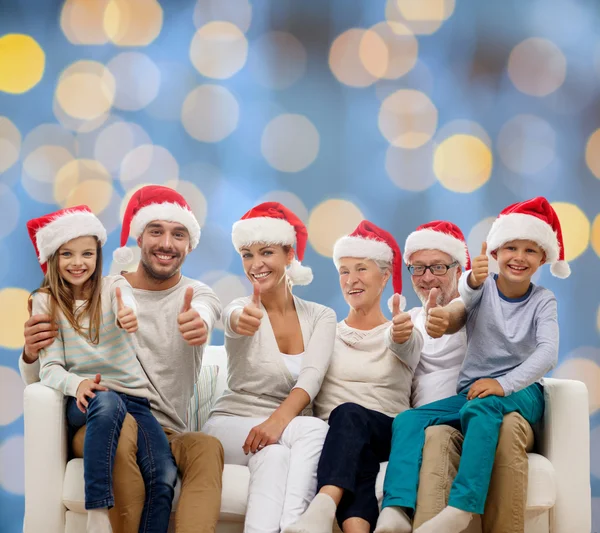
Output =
[
  {"x1": 60, "y1": 0, "x2": 110, "y2": 45},
  {"x1": 181, "y1": 85, "x2": 239, "y2": 143},
  {"x1": 190, "y1": 21, "x2": 248, "y2": 80},
  {"x1": 435, "y1": 119, "x2": 492, "y2": 148},
  {"x1": 193, "y1": 0, "x2": 252, "y2": 33},
  {"x1": 508, "y1": 38, "x2": 566, "y2": 97},
  {"x1": 261, "y1": 114, "x2": 320, "y2": 172},
  {"x1": 591, "y1": 214, "x2": 600, "y2": 260},
  {"x1": 107, "y1": 52, "x2": 160, "y2": 111},
  {"x1": 467, "y1": 217, "x2": 499, "y2": 274},
  {"x1": 552, "y1": 202, "x2": 590, "y2": 261},
  {"x1": 120, "y1": 145, "x2": 179, "y2": 191},
  {"x1": 553, "y1": 354, "x2": 600, "y2": 414},
  {"x1": 54, "y1": 159, "x2": 113, "y2": 214},
  {"x1": 385, "y1": 143, "x2": 437, "y2": 192},
  {"x1": 94, "y1": 121, "x2": 152, "y2": 173},
  {"x1": 0, "y1": 367, "x2": 24, "y2": 425},
  {"x1": 0, "y1": 117, "x2": 21, "y2": 173},
  {"x1": 434, "y1": 134, "x2": 492, "y2": 193},
  {"x1": 0, "y1": 184, "x2": 19, "y2": 239},
  {"x1": 585, "y1": 129, "x2": 600, "y2": 180},
  {"x1": 259, "y1": 191, "x2": 309, "y2": 222},
  {"x1": 379, "y1": 89, "x2": 438, "y2": 149},
  {"x1": 0, "y1": 34, "x2": 45, "y2": 94},
  {"x1": 308, "y1": 199, "x2": 364, "y2": 257},
  {"x1": 22, "y1": 145, "x2": 75, "y2": 204},
  {"x1": 0, "y1": 436, "x2": 24, "y2": 495},
  {"x1": 165, "y1": 179, "x2": 208, "y2": 227},
  {"x1": 0, "y1": 288, "x2": 30, "y2": 349},
  {"x1": 53, "y1": 96, "x2": 110, "y2": 134},
  {"x1": 103, "y1": 0, "x2": 163, "y2": 47},
  {"x1": 386, "y1": 0, "x2": 456, "y2": 35},
  {"x1": 368, "y1": 22, "x2": 418, "y2": 80}
]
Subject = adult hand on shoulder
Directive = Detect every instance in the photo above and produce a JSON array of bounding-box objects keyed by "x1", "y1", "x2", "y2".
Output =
[
  {"x1": 391, "y1": 294, "x2": 413, "y2": 344},
  {"x1": 116, "y1": 287, "x2": 138, "y2": 333},
  {"x1": 243, "y1": 416, "x2": 286, "y2": 455},
  {"x1": 178, "y1": 287, "x2": 208, "y2": 346},
  {"x1": 467, "y1": 378, "x2": 505, "y2": 400},
  {"x1": 425, "y1": 288, "x2": 450, "y2": 338},
  {"x1": 23, "y1": 298, "x2": 59, "y2": 363},
  {"x1": 469, "y1": 242, "x2": 489, "y2": 289},
  {"x1": 76, "y1": 374, "x2": 108, "y2": 413},
  {"x1": 234, "y1": 283, "x2": 264, "y2": 336}
]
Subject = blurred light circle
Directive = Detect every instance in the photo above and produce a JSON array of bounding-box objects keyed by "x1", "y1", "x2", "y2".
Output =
[
  {"x1": 55, "y1": 60, "x2": 116, "y2": 121},
  {"x1": 553, "y1": 355, "x2": 600, "y2": 414},
  {"x1": 551, "y1": 202, "x2": 590, "y2": 261},
  {"x1": 54, "y1": 159, "x2": 113, "y2": 214},
  {"x1": 585, "y1": 129, "x2": 600, "y2": 180},
  {"x1": 0, "y1": 435, "x2": 24, "y2": 494},
  {"x1": 0, "y1": 117, "x2": 21, "y2": 173},
  {"x1": 0, "y1": 34, "x2": 45, "y2": 94},
  {"x1": 53, "y1": 96, "x2": 110, "y2": 134},
  {"x1": 0, "y1": 288, "x2": 30, "y2": 349},
  {"x1": 60, "y1": 0, "x2": 110, "y2": 45},
  {"x1": 259, "y1": 191, "x2": 309, "y2": 223},
  {"x1": 94, "y1": 121, "x2": 151, "y2": 173},
  {"x1": 120, "y1": 145, "x2": 179, "y2": 191},
  {"x1": 193, "y1": 0, "x2": 252, "y2": 33},
  {"x1": 434, "y1": 134, "x2": 492, "y2": 193},
  {"x1": 467, "y1": 217, "x2": 499, "y2": 274},
  {"x1": 0, "y1": 366, "x2": 24, "y2": 425},
  {"x1": 181, "y1": 85, "x2": 239, "y2": 143},
  {"x1": 0, "y1": 184, "x2": 19, "y2": 239},
  {"x1": 368, "y1": 21, "x2": 418, "y2": 79},
  {"x1": 329, "y1": 29, "x2": 385, "y2": 88},
  {"x1": 497, "y1": 115, "x2": 556, "y2": 175},
  {"x1": 190, "y1": 21, "x2": 248, "y2": 80},
  {"x1": 508, "y1": 38, "x2": 566, "y2": 97},
  {"x1": 103, "y1": 0, "x2": 163, "y2": 47},
  {"x1": 385, "y1": 143, "x2": 436, "y2": 192},
  {"x1": 386, "y1": 0, "x2": 455, "y2": 35},
  {"x1": 22, "y1": 145, "x2": 75, "y2": 204},
  {"x1": 165, "y1": 179, "x2": 208, "y2": 226},
  {"x1": 249, "y1": 31, "x2": 307, "y2": 90},
  {"x1": 145, "y1": 61, "x2": 198, "y2": 122},
  {"x1": 378, "y1": 89, "x2": 438, "y2": 149},
  {"x1": 107, "y1": 52, "x2": 160, "y2": 111},
  {"x1": 22, "y1": 124, "x2": 76, "y2": 157},
  {"x1": 308, "y1": 199, "x2": 364, "y2": 257},
  {"x1": 96, "y1": 189, "x2": 122, "y2": 236},
  {"x1": 375, "y1": 59, "x2": 434, "y2": 101},
  {"x1": 435, "y1": 119, "x2": 492, "y2": 148},
  {"x1": 597, "y1": 303, "x2": 600, "y2": 335},
  {"x1": 201, "y1": 271, "x2": 250, "y2": 329},
  {"x1": 261, "y1": 114, "x2": 320, "y2": 173},
  {"x1": 591, "y1": 214, "x2": 600, "y2": 259}
]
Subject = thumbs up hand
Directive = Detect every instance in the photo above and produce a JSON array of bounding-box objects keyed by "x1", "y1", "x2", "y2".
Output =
[
  {"x1": 391, "y1": 294, "x2": 414, "y2": 344},
  {"x1": 234, "y1": 283, "x2": 264, "y2": 337},
  {"x1": 178, "y1": 286, "x2": 208, "y2": 346},
  {"x1": 425, "y1": 288, "x2": 450, "y2": 338},
  {"x1": 469, "y1": 242, "x2": 489, "y2": 289},
  {"x1": 116, "y1": 287, "x2": 138, "y2": 333}
]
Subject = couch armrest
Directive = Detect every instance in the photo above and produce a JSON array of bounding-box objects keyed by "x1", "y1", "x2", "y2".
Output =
[
  {"x1": 539, "y1": 378, "x2": 591, "y2": 533},
  {"x1": 23, "y1": 383, "x2": 68, "y2": 533}
]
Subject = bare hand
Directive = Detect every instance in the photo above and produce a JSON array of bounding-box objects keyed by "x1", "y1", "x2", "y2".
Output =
[
  {"x1": 234, "y1": 283, "x2": 263, "y2": 336},
  {"x1": 391, "y1": 294, "x2": 413, "y2": 344},
  {"x1": 116, "y1": 287, "x2": 138, "y2": 333},
  {"x1": 178, "y1": 287, "x2": 208, "y2": 346},
  {"x1": 425, "y1": 288, "x2": 449, "y2": 338},
  {"x1": 469, "y1": 242, "x2": 489, "y2": 289},
  {"x1": 243, "y1": 416, "x2": 286, "y2": 455},
  {"x1": 76, "y1": 375, "x2": 108, "y2": 413},
  {"x1": 467, "y1": 378, "x2": 505, "y2": 400},
  {"x1": 23, "y1": 298, "x2": 58, "y2": 362}
]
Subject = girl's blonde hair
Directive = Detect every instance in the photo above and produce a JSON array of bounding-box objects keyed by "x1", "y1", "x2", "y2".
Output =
[{"x1": 31, "y1": 238, "x2": 104, "y2": 345}]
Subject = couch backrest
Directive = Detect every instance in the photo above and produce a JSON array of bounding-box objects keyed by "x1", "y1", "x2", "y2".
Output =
[{"x1": 202, "y1": 345, "x2": 228, "y2": 400}]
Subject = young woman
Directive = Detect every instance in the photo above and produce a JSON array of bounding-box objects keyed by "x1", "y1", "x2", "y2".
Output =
[
  {"x1": 203, "y1": 202, "x2": 337, "y2": 533},
  {"x1": 27, "y1": 206, "x2": 177, "y2": 533}
]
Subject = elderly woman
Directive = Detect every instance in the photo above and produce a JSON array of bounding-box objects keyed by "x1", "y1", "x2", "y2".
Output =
[
  {"x1": 202, "y1": 202, "x2": 337, "y2": 533},
  {"x1": 284, "y1": 221, "x2": 423, "y2": 533}
]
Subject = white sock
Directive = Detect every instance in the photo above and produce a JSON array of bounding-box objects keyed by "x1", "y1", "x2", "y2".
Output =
[
  {"x1": 374, "y1": 506, "x2": 412, "y2": 533},
  {"x1": 414, "y1": 506, "x2": 472, "y2": 533},
  {"x1": 87, "y1": 508, "x2": 112, "y2": 533},
  {"x1": 282, "y1": 493, "x2": 337, "y2": 533}
]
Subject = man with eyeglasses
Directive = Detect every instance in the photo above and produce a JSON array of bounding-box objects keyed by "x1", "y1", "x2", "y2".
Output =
[{"x1": 395, "y1": 221, "x2": 533, "y2": 533}]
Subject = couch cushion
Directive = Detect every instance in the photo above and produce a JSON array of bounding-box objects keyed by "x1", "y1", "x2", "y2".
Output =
[{"x1": 188, "y1": 365, "x2": 220, "y2": 431}]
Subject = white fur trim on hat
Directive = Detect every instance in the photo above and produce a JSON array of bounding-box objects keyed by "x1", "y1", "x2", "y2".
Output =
[
  {"x1": 333, "y1": 236, "x2": 393, "y2": 268},
  {"x1": 130, "y1": 202, "x2": 201, "y2": 249},
  {"x1": 486, "y1": 213, "x2": 559, "y2": 264},
  {"x1": 232, "y1": 217, "x2": 296, "y2": 250},
  {"x1": 387, "y1": 294, "x2": 407, "y2": 313},
  {"x1": 287, "y1": 259, "x2": 313, "y2": 286},
  {"x1": 404, "y1": 229, "x2": 468, "y2": 268},
  {"x1": 36, "y1": 211, "x2": 107, "y2": 265}
]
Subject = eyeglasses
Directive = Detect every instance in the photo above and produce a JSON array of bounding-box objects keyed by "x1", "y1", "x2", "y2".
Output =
[{"x1": 407, "y1": 261, "x2": 459, "y2": 276}]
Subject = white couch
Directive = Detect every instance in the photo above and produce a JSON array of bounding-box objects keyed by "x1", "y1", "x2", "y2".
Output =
[{"x1": 23, "y1": 346, "x2": 592, "y2": 533}]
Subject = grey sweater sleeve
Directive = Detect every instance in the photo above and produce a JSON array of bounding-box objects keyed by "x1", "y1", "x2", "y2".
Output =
[
  {"x1": 496, "y1": 296, "x2": 559, "y2": 395},
  {"x1": 458, "y1": 270, "x2": 486, "y2": 310}
]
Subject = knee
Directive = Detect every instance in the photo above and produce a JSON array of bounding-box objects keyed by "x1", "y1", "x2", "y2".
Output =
[
  {"x1": 329, "y1": 402, "x2": 367, "y2": 427},
  {"x1": 495, "y1": 413, "x2": 532, "y2": 461},
  {"x1": 423, "y1": 425, "x2": 463, "y2": 457},
  {"x1": 459, "y1": 396, "x2": 502, "y2": 422},
  {"x1": 114, "y1": 414, "x2": 138, "y2": 460},
  {"x1": 154, "y1": 455, "x2": 178, "y2": 491},
  {"x1": 176, "y1": 432, "x2": 225, "y2": 465},
  {"x1": 294, "y1": 416, "x2": 329, "y2": 438},
  {"x1": 87, "y1": 391, "x2": 122, "y2": 417},
  {"x1": 391, "y1": 408, "x2": 417, "y2": 432},
  {"x1": 248, "y1": 444, "x2": 289, "y2": 471}
]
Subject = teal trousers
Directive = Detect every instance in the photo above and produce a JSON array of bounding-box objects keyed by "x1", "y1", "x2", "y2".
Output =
[{"x1": 382, "y1": 383, "x2": 544, "y2": 514}]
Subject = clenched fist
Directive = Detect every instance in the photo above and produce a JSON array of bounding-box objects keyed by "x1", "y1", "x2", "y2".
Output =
[
  {"x1": 425, "y1": 288, "x2": 449, "y2": 338},
  {"x1": 234, "y1": 283, "x2": 264, "y2": 336},
  {"x1": 391, "y1": 293, "x2": 414, "y2": 344},
  {"x1": 116, "y1": 287, "x2": 138, "y2": 333},
  {"x1": 468, "y1": 242, "x2": 489, "y2": 289},
  {"x1": 178, "y1": 287, "x2": 208, "y2": 346}
]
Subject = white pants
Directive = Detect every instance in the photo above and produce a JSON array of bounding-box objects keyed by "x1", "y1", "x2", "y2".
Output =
[{"x1": 203, "y1": 415, "x2": 329, "y2": 533}]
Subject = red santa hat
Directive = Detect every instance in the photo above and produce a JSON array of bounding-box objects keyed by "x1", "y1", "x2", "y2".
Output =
[
  {"x1": 486, "y1": 196, "x2": 570, "y2": 278},
  {"x1": 27, "y1": 205, "x2": 107, "y2": 274},
  {"x1": 333, "y1": 220, "x2": 405, "y2": 311},
  {"x1": 404, "y1": 220, "x2": 471, "y2": 270},
  {"x1": 114, "y1": 185, "x2": 201, "y2": 264},
  {"x1": 231, "y1": 202, "x2": 313, "y2": 286}
]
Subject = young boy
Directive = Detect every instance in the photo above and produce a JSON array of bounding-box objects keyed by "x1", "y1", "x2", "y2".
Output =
[{"x1": 374, "y1": 197, "x2": 569, "y2": 533}]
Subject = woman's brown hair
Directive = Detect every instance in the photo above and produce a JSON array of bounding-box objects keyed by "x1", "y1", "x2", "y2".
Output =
[{"x1": 31, "y1": 238, "x2": 104, "y2": 345}]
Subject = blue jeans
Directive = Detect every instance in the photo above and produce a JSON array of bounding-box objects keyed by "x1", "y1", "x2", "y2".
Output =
[
  {"x1": 67, "y1": 391, "x2": 178, "y2": 533},
  {"x1": 382, "y1": 383, "x2": 544, "y2": 515}
]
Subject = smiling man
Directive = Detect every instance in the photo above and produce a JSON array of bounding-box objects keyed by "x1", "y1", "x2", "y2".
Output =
[{"x1": 21, "y1": 185, "x2": 224, "y2": 533}]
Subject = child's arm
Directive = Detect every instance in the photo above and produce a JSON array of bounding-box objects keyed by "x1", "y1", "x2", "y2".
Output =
[{"x1": 495, "y1": 296, "x2": 559, "y2": 396}]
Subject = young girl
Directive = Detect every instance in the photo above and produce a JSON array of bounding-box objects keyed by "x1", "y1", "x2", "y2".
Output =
[{"x1": 27, "y1": 206, "x2": 177, "y2": 533}]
